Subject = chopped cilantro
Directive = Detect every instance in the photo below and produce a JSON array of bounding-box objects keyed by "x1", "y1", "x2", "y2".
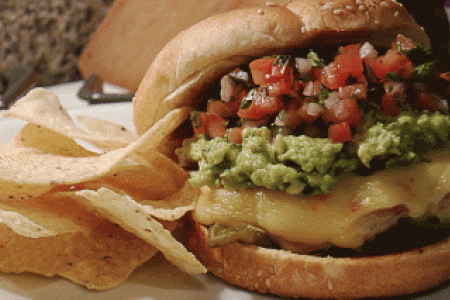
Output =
[{"x1": 307, "y1": 51, "x2": 324, "y2": 67}]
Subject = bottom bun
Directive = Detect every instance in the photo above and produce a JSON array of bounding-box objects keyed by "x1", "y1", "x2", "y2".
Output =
[{"x1": 185, "y1": 214, "x2": 450, "y2": 299}]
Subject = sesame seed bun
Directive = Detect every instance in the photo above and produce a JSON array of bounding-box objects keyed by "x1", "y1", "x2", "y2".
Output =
[
  {"x1": 185, "y1": 215, "x2": 450, "y2": 299},
  {"x1": 133, "y1": 0, "x2": 429, "y2": 136}
]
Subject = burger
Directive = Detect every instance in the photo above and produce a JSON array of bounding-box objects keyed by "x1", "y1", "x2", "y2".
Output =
[{"x1": 133, "y1": 0, "x2": 450, "y2": 298}]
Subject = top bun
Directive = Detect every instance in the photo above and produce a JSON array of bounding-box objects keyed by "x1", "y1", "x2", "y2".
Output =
[{"x1": 133, "y1": 0, "x2": 429, "y2": 136}]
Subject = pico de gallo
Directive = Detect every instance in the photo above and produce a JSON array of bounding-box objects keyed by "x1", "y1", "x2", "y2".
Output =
[{"x1": 177, "y1": 35, "x2": 450, "y2": 195}]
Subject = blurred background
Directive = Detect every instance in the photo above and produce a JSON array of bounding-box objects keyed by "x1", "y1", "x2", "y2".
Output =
[
  {"x1": 0, "y1": 0, "x2": 448, "y2": 93},
  {"x1": 0, "y1": 0, "x2": 114, "y2": 92}
]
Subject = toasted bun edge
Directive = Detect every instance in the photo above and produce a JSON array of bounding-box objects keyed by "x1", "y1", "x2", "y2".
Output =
[{"x1": 185, "y1": 214, "x2": 450, "y2": 299}]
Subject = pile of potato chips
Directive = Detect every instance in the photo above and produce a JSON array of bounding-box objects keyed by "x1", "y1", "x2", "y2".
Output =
[{"x1": 0, "y1": 88, "x2": 205, "y2": 290}]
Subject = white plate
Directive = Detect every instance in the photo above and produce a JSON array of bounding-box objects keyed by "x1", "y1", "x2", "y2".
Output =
[{"x1": 0, "y1": 88, "x2": 449, "y2": 299}]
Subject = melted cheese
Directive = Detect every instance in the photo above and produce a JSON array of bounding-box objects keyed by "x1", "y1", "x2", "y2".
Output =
[{"x1": 194, "y1": 150, "x2": 450, "y2": 249}]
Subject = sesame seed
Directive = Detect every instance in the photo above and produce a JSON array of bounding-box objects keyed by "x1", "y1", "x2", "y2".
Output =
[
  {"x1": 333, "y1": 8, "x2": 344, "y2": 15},
  {"x1": 359, "y1": 5, "x2": 366, "y2": 10},
  {"x1": 301, "y1": 26, "x2": 306, "y2": 33},
  {"x1": 328, "y1": 280, "x2": 333, "y2": 290},
  {"x1": 269, "y1": 265, "x2": 275, "y2": 274},
  {"x1": 380, "y1": 1, "x2": 387, "y2": 6},
  {"x1": 266, "y1": 1, "x2": 276, "y2": 7},
  {"x1": 346, "y1": 5, "x2": 354, "y2": 10},
  {"x1": 394, "y1": 11, "x2": 399, "y2": 17},
  {"x1": 258, "y1": 8, "x2": 265, "y2": 15},
  {"x1": 321, "y1": 3, "x2": 337, "y2": 10},
  {"x1": 356, "y1": 0, "x2": 363, "y2": 3},
  {"x1": 374, "y1": 19, "x2": 380, "y2": 24}
]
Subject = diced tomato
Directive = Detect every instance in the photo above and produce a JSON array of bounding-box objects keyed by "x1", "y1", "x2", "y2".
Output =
[
  {"x1": 338, "y1": 83, "x2": 367, "y2": 101},
  {"x1": 190, "y1": 111, "x2": 208, "y2": 135},
  {"x1": 310, "y1": 67, "x2": 324, "y2": 81},
  {"x1": 367, "y1": 49, "x2": 415, "y2": 82},
  {"x1": 190, "y1": 111, "x2": 227, "y2": 138},
  {"x1": 207, "y1": 99, "x2": 240, "y2": 117},
  {"x1": 250, "y1": 57, "x2": 276, "y2": 85},
  {"x1": 396, "y1": 60, "x2": 415, "y2": 79},
  {"x1": 328, "y1": 122, "x2": 352, "y2": 143},
  {"x1": 293, "y1": 80, "x2": 307, "y2": 93},
  {"x1": 440, "y1": 72, "x2": 450, "y2": 82},
  {"x1": 323, "y1": 97, "x2": 362, "y2": 128},
  {"x1": 381, "y1": 50, "x2": 411, "y2": 73},
  {"x1": 321, "y1": 61, "x2": 349, "y2": 90},
  {"x1": 303, "y1": 80, "x2": 322, "y2": 97},
  {"x1": 237, "y1": 87, "x2": 284, "y2": 120},
  {"x1": 335, "y1": 46, "x2": 364, "y2": 80},
  {"x1": 339, "y1": 44, "x2": 361, "y2": 55},
  {"x1": 267, "y1": 78, "x2": 293, "y2": 96},
  {"x1": 206, "y1": 113, "x2": 228, "y2": 138},
  {"x1": 226, "y1": 127, "x2": 243, "y2": 143},
  {"x1": 321, "y1": 45, "x2": 364, "y2": 90},
  {"x1": 436, "y1": 72, "x2": 450, "y2": 98},
  {"x1": 392, "y1": 34, "x2": 416, "y2": 52},
  {"x1": 249, "y1": 56, "x2": 294, "y2": 96},
  {"x1": 380, "y1": 93, "x2": 402, "y2": 117},
  {"x1": 414, "y1": 93, "x2": 443, "y2": 113},
  {"x1": 297, "y1": 99, "x2": 324, "y2": 124}
]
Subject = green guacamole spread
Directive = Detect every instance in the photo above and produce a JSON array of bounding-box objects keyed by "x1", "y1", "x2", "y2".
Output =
[{"x1": 178, "y1": 111, "x2": 450, "y2": 195}]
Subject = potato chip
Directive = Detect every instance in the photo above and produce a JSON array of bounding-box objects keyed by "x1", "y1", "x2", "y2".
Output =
[
  {"x1": 2, "y1": 123, "x2": 97, "y2": 157},
  {"x1": 3, "y1": 88, "x2": 94, "y2": 140},
  {"x1": 0, "y1": 130, "x2": 189, "y2": 203},
  {"x1": 76, "y1": 114, "x2": 138, "y2": 150},
  {"x1": 0, "y1": 88, "x2": 203, "y2": 288},
  {"x1": 0, "y1": 143, "x2": 131, "y2": 188},
  {"x1": 0, "y1": 203, "x2": 82, "y2": 238},
  {"x1": 2, "y1": 89, "x2": 134, "y2": 151},
  {"x1": 3, "y1": 89, "x2": 192, "y2": 155},
  {"x1": 0, "y1": 104, "x2": 191, "y2": 200},
  {"x1": 0, "y1": 193, "x2": 158, "y2": 290},
  {"x1": 79, "y1": 153, "x2": 189, "y2": 201},
  {"x1": 124, "y1": 106, "x2": 192, "y2": 157},
  {"x1": 139, "y1": 180, "x2": 199, "y2": 221},
  {"x1": 74, "y1": 188, "x2": 206, "y2": 274}
]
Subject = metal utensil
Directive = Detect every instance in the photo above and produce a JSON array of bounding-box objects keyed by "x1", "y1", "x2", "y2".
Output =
[
  {"x1": 0, "y1": 64, "x2": 37, "y2": 109},
  {"x1": 78, "y1": 74, "x2": 134, "y2": 104}
]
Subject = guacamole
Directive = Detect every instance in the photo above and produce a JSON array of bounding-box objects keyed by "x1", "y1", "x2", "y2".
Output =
[
  {"x1": 188, "y1": 127, "x2": 347, "y2": 194},
  {"x1": 181, "y1": 110, "x2": 450, "y2": 195}
]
